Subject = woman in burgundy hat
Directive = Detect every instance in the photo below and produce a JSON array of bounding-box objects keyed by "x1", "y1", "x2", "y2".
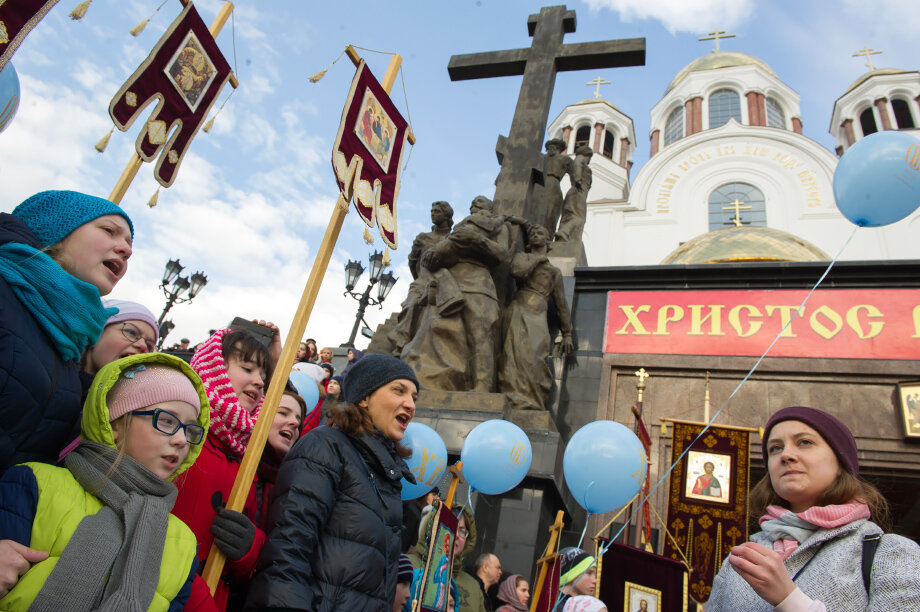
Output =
[{"x1": 708, "y1": 406, "x2": 920, "y2": 611}]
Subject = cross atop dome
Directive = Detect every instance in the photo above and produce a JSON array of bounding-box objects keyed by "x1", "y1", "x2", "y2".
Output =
[
  {"x1": 586, "y1": 76, "x2": 611, "y2": 98},
  {"x1": 698, "y1": 29, "x2": 736, "y2": 53},
  {"x1": 852, "y1": 46, "x2": 883, "y2": 71}
]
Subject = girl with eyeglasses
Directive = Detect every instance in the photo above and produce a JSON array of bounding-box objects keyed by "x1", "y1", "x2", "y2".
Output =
[
  {"x1": 0, "y1": 191, "x2": 134, "y2": 474},
  {"x1": 83, "y1": 299, "x2": 159, "y2": 376},
  {"x1": 0, "y1": 352, "x2": 218, "y2": 610}
]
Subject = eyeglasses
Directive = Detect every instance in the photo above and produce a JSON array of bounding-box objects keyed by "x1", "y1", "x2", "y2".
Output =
[
  {"x1": 120, "y1": 322, "x2": 156, "y2": 352},
  {"x1": 133, "y1": 408, "x2": 205, "y2": 444},
  {"x1": 457, "y1": 527, "x2": 469, "y2": 539}
]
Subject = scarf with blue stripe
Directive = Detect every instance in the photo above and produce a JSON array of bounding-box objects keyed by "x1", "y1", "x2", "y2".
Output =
[{"x1": 0, "y1": 242, "x2": 115, "y2": 361}]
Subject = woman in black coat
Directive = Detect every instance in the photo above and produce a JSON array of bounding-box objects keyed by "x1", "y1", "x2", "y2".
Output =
[{"x1": 246, "y1": 354, "x2": 419, "y2": 612}]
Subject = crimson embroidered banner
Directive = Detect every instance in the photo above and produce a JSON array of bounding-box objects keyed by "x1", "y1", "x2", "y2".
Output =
[
  {"x1": 332, "y1": 60, "x2": 409, "y2": 249},
  {"x1": 109, "y1": 2, "x2": 232, "y2": 187},
  {"x1": 0, "y1": 0, "x2": 59, "y2": 71},
  {"x1": 661, "y1": 420, "x2": 753, "y2": 604},
  {"x1": 596, "y1": 538, "x2": 688, "y2": 612}
]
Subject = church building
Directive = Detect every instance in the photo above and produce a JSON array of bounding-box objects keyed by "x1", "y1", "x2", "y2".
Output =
[{"x1": 537, "y1": 38, "x2": 920, "y2": 592}]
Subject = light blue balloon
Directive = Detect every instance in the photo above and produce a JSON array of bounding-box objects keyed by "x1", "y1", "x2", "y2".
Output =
[
  {"x1": 0, "y1": 62, "x2": 20, "y2": 134},
  {"x1": 833, "y1": 130, "x2": 920, "y2": 227},
  {"x1": 288, "y1": 371, "x2": 320, "y2": 413},
  {"x1": 401, "y1": 422, "x2": 448, "y2": 500},
  {"x1": 563, "y1": 420, "x2": 646, "y2": 514},
  {"x1": 460, "y1": 419, "x2": 532, "y2": 495}
]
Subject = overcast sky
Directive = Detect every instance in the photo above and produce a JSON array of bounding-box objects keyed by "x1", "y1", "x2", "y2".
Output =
[{"x1": 0, "y1": 0, "x2": 915, "y2": 349}]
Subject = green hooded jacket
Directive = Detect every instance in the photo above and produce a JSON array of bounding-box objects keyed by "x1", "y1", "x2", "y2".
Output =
[{"x1": 0, "y1": 353, "x2": 211, "y2": 611}]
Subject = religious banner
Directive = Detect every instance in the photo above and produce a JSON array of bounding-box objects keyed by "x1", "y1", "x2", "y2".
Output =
[
  {"x1": 412, "y1": 503, "x2": 459, "y2": 612},
  {"x1": 332, "y1": 59, "x2": 409, "y2": 249},
  {"x1": 0, "y1": 0, "x2": 59, "y2": 71},
  {"x1": 661, "y1": 419, "x2": 754, "y2": 604},
  {"x1": 604, "y1": 288, "x2": 920, "y2": 360},
  {"x1": 634, "y1": 411, "x2": 652, "y2": 547},
  {"x1": 532, "y1": 556, "x2": 560, "y2": 612},
  {"x1": 109, "y1": 2, "x2": 232, "y2": 187},
  {"x1": 595, "y1": 538, "x2": 688, "y2": 612}
]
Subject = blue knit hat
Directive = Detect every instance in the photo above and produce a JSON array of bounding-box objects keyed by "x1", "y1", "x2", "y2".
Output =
[
  {"x1": 12, "y1": 190, "x2": 134, "y2": 247},
  {"x1": 342, "y1": 353, "x2": 419, "y2": 404}
]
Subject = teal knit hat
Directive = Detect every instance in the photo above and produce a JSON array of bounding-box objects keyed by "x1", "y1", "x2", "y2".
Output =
[{"x1": 12, "y1": 190, "x2": 134, "y2": 247}]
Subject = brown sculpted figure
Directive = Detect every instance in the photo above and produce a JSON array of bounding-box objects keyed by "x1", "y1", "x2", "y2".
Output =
[
  {"x1": 498, "y1": 224, "x2": 573, "y2": 410},
  {"x1": 402, "y1": 196, "x2": 509, "y2": 392},
  {"x1": 538, "y1": 138, "x2": 572, "y2": 235},
  {"x1": 388, "y1": 201, "x2": 454, "y2": 354},
  {"x1": 555, "y1": 144, "x2": 593, "y2": 242}
]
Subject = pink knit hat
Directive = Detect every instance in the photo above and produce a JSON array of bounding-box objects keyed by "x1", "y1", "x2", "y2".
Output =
[{"x1": 108, "y1": 364, "x2": 202, "y2": 421}]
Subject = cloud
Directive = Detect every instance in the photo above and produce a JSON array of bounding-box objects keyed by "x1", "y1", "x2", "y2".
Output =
[{"x1": 582, "y1": 0, "x2": 755, "y2": 34}]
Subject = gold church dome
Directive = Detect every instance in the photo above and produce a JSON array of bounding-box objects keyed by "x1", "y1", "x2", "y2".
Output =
[
  {"x1": 666, "y1": 51, "x2": 778, "y2": 94},
  {"x1": 661, "y1": 226, "x2": 830, "y2": 265},
  {"x1": 844, "y1": 68, "x2": 909, "y2": 95}
]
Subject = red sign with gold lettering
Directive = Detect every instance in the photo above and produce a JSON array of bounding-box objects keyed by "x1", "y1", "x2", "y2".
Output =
[{"x1": 604, "y1": 289, "x2": 920, "y2": 359}]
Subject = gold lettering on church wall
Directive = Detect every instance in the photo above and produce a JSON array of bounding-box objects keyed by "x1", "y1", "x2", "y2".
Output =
[{"x1": 654, "y1": 142, "x2": 824, "y2": 213}]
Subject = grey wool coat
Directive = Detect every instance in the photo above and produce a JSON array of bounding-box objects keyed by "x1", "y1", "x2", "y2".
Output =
[{"x1": 708, "y1": 519, "x2": 920, "y2": 611}]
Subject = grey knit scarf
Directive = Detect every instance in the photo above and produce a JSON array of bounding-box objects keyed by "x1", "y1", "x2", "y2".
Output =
[{"x1": 29, "y1": 441, "x2": 177, "y2": 612}]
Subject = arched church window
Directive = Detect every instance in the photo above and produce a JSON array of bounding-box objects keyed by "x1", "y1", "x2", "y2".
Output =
[
  {"x1": 859, "y1": 108, "x2": 878, "y2": 136},
  {"x1": 602, "y1": 129, "x2": 615, "y2": 159},
  {"x1": 708, "y1": 89, "x2": 741, "y2": 128},
  {"x1": 892, "y1": 99, "x2": 916, "y2": 129},
  {"x1": 574, "y1": 125, "x2": 591, "y2": 151},
  {"x1": 664, "y1": 107, "x2": 684, "y2": 145},
  {"x1": 708, "y1": 183, "x2": 767, "y2": 231},
  {"x1": 765, "y1": 97, "x2": 785, "y2": 128}
]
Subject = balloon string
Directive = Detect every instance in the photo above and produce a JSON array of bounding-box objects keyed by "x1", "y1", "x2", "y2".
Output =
[
  {"x1": 575, "y1": 511, "x2": 591, "y2": 551},
  {"x1": 456, "y1": 487, "x2": 472, "y2": 519},
  {"x1": 598, "y1": 224, "x2": 859, "y2": 558}
]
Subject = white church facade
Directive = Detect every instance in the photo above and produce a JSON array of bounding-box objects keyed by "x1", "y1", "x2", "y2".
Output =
[{"x1": 546, "y1": 49, "x2": 920, "y2": 267}]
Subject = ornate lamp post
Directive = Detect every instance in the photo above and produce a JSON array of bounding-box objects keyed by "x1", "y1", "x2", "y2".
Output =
[
  {"x1": 343, "y1": 250, "x2": 397, "y2": 347},
  {"x1": 157, "y1": 258, "x2": 208, "y2": 349}
]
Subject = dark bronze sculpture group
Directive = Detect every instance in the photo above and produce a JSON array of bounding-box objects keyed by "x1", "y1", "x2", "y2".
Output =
[{"x1": 380, "y1": 139, "x2": 590, "y2": 410}]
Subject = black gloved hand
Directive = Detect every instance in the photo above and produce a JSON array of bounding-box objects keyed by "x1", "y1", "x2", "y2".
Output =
[{"x1": 210, "y1": 507, "x2": 256, "y2": 561}]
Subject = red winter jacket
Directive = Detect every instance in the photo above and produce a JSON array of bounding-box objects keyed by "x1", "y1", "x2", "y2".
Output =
[{"x1": 173, "y1": 436, "x2": 267, "y2": 611}]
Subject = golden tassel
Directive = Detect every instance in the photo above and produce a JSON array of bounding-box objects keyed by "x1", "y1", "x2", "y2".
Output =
[
  {"x1": 308, "y1": 68, "x2": 328, "y2": 83},
  {"x1": 363, "y1": 227, "x2": 373, "y2": 244},
  {"x1": 69, "y1": 0, "x2": 92, "y2": 20},
  {"x1": 129, "y1": 18, "x2": 149, "y2": 37},
  {"x1": 382, "y1": 247, "x2": 390, "y2": 268},
  {"x1": 660, "y1": 421, "x2": 667, "y2": 436},
  {"x1": 202, "y1": 116, "x2": 215, "y2": 133},
  {"x1": 94, "y1": 127, "x2": 114, "y2": 153},
  {"x1": 147, "y1": 188, "x2": 160, "y2": 208}
]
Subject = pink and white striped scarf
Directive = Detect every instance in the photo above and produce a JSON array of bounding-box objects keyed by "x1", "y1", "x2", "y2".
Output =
[
  {"x1": 191, "y1": 329, "x2": 262, "y2": 458},
  {"x1": 759, "y1": 502, "x2": 871, "y2": 560}
]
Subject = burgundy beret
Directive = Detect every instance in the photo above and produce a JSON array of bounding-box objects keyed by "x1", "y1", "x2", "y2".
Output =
[{"x1": 762, "y1": 406, "x2": 858, "y2": 476}]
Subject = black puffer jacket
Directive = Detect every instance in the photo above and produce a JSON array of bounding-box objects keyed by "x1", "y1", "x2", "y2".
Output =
[
  {"x1": 245, "y1": 425, "x2": 414, "y2": 611},
  {"x1": 0, "y1": 214, "x2": 84, "y2": 473}
]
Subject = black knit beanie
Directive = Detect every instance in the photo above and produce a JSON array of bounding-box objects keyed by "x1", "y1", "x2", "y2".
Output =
[{"x1": 342, "y1": 353, "x2": 419, "y2": 404}]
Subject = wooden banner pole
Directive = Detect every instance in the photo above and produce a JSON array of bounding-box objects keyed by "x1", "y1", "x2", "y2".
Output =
[
  {"x1": 201, "y1": 50, "x2": 405, "y2": 593},
  {"x1": 530, "y1": 510, "x2": 565, "y2": 612},
  {"x1": 108, "y1": 1, "x2": 238, "y2": 205}
]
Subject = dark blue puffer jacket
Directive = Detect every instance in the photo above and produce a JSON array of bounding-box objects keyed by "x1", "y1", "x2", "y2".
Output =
[
  {"x1": 245, "y1": 426, "x2": 414, "y2": 612},
  {"x1": 0, "y1": 213, "x2": 85, "y2": 474}
]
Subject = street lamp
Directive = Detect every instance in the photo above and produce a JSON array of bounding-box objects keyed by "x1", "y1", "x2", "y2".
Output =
[
  {"x1": 343, "y1": 250, "x2": 398, "y2": 347},
  {"x1": 157, "y1": 258, "x2": 208, "y2": 349}
]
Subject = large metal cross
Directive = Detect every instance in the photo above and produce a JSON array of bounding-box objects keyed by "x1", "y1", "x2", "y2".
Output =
[{"x1": 448, "y1": 5, "x2": 645, "y2": 221}]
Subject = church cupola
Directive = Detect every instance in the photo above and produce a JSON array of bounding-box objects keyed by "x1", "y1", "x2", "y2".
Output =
[
  {"x1": 547, "y1": 77, "x2": 636, "y2": 202},
  {"x1": 649, "y1": 31, "x2": 802, "y2": 157},
  {"x1": 829, "y1": 48, "x2": 920, "y2": 155}
]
